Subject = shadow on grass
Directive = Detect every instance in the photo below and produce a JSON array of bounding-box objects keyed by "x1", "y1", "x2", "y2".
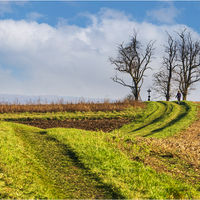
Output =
[
  {"x1": 143, "y1": 101, "x2": 191, "y2": 137},
  {"x1": 38, "y1": 131, "x2": 125, "y2": 199}
]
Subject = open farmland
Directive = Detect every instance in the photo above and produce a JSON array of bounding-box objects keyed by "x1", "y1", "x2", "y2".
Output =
[{"x1": 0, "y1": 100, "x2": 200, "y2": 199}]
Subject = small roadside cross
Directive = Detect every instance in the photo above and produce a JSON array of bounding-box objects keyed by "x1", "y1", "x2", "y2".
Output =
[{"x1": 147, "y1": 89, "x2": 151, "y2": 101}]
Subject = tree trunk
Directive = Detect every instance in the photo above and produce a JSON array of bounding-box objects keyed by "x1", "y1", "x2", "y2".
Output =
[
  {"x1": 135, "y1": 96, "x2": 139, "y2": 102},
  {"x1": 182, "y1": 88, "x2": 187, "y2": 100},
  {"x1": 166, "y1": 82, "x2": 170, "y2": 101},
  {"x1": 166, "y1": 67, "x2": 172, "y2": 101},
  {"x1": 133, "y1": 85, "x2": 139, "y2": 102},
  {"x1": 183, "y1": 94, "x2": 187, "y2": 100}
]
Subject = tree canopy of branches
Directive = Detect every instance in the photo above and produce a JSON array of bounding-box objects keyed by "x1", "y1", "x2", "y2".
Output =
[
  {"x1": 153, "y1": 29, "x2": 200, "y2": 101},
  {"x1": 153, "y1": 31, "x2": 177, "y2": 101},
  {"x1": 109, "y1": 31, "x2": 156, "y2": 101},
  {"x1": 175, "y1": 29, "x2": 200, "y2": 100}
]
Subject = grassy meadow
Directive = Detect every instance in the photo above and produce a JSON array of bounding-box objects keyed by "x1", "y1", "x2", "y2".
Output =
[{"x1": 0, "y1": 100, "x2": 200, "y2": 199}]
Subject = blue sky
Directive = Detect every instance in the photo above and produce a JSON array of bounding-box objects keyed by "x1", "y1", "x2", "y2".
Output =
[
  {"x1": 3, "y1": 1, "x2": 200, "y2": 30},
  {"x1": 0, "y1": 1, "x2": 200, "y2": 101}
]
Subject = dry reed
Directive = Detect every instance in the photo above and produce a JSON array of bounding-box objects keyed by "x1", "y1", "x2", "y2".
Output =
[{"x1": 0, "y1": 99, "x2": 145, "y2": 113}]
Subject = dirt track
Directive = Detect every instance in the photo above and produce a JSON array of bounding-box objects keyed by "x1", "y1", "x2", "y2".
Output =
[
  {"x1": 132, "y1": 104, "x2": 200, "y2": 185},
  {"x1": 14, "y1": 118, "x2": 131, "y2": 132}
]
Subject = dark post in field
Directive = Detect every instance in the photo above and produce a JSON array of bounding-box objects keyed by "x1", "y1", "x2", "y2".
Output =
[{"x1": 147, "y1": 89, "x2": 151, "y2": 101}]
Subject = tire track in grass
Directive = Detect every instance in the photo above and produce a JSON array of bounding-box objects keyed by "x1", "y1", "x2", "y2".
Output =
[
  {"x1": 143, "y1": 101, "x2": 184, "y2": 137},
  {"x1": 120, "y1": 101, "x2": 170, "y2": 136},
  {"x1": 115, "y1": 102, "x2": 199, "y2": 193},
  {"x1": 142, "y1": 101, "x2": 181, "y2": 137},
  {"x1": 120, "y1": 101, "x2": 196, "y2": 138},
  {"x1": 46, "y1": 127, "x2": 200, "y2": 199},
  {"x1": 154, "y1": 101, "x2": 196, "y2": 138},
  {"x1": 142, "y1": 101, "x2": 196, "y2": 138},
  {"x1": 133, "y1": 101, "x2": 171, "y2": 135},
  {"x1": 0, "y1": 122, "x2": 55, "y2": 199},
  {"x1": 9, "y1": 122, "x2": 124, "y2": 199},
  {"x1": 119, "y1": 101, "x2": 161, "y2": 132}
]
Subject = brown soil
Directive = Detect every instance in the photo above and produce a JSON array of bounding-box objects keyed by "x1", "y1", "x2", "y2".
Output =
[
  {"x1": 132, "y1": 104, "x2": 200, "y2": 186},
  {"x1": 14, "y1": 118, "x2": 131, "y2": 132},
  {"x1": 144, "y1": 108, "x2": 200, "y2": 168}
]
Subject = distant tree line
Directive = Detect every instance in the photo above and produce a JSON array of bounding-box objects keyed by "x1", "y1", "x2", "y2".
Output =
[{"x1": 109, "y1": 28, "x2": 200, "y2": 101}]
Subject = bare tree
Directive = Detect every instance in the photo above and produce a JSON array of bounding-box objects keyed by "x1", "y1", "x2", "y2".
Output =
[
  {"x1": 153, "y1": 31, "x2": 177, "y2": 101},
  {"x1": 175, "y1": 29, "x2": 200, "y2": 100},
  {"x1": 109, "y1": 31, "x2": 156, "y2": 101},
  {"x1": 153, "y1": 67, "x2": 173, "y2": 100}
]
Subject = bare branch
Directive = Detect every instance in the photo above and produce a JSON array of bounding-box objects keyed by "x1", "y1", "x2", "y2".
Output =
[
  {"x1": 153, "y1": 31, "x2": 178, "y2": 101},
  {"x1": 109, "y1": 30, "x2": 156, "y2": 101},
  {"x1": 175, "y1": 29, "x2": 200, "y2": 100}
]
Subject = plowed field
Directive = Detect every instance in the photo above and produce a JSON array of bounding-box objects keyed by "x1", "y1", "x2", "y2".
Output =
[
  {"x1": 14, "y1": 118, "x2": 131, "y2": 132},
  {"x1": 1, "y1": 101, "x2": 200, "y2": 199}
]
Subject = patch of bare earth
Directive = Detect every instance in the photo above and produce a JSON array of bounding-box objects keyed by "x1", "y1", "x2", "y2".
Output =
[{"x1": 14, "y1": 118, "x2": 131, "y2": 132}]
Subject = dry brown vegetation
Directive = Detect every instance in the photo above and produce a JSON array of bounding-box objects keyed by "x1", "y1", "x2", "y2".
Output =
[
  {"x1": 0, "y1": 99, "x2": 145, "y2": 113},
  {"x1": 122, "y1": 104, "x2": 200, "y2": 187}
]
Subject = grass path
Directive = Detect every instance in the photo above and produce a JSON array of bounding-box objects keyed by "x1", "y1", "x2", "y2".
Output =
[
  {"x1": 0, "y1": 122, "x2": 123, "y2": 199},
  {"x1": 46, "y1": 127, "x2": 200, "y2": 199},
  {"x1": 0, "y1": 101, "x2": 199, "y2": 199},
  {"x1": 120, "y1": 101, "x2": 196, "y2": 138}
]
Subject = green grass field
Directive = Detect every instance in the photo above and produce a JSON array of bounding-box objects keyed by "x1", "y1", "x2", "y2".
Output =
[
  {"x1": 0, "y1": 105, "x2": 142, "y2": 121},
  {"x1": 0, "y1": 101, "x2": 199, "y2": 199}
]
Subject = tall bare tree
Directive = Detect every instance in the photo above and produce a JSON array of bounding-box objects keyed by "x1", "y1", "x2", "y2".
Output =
[
  {"x1": 153, "y1": 68, "x2": 173, "y2": 100},
  {"x1": 175, "y1": 29, "x2": 200, "y2": 100},
  {"x1": 153, "y1": 31, "x2": 177, "y2": 101},
  {"x1": 109, "y1": 31, "x2": 156, "y2": 101}
]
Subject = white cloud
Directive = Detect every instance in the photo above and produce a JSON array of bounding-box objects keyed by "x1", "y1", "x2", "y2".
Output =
[
  {"x1": 0, "y1": 8, "x2": 199, "y2": 101},
  {"x1": 0, "y1": 2, "x2": 12, "y2": 16},
  {"x1": 26, "y1": 11, "x2": 44, "y2": 22},
  {"x1": 0, "y1": 2, "x2": 29, "y2": 16},
  {"x1": 146, "y1": 2, "x2": 181, "y2": 24}
]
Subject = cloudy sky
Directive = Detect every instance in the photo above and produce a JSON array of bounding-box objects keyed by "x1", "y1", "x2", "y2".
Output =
[{"x1": 0, "y1": 1, "x2": 200, "y2": 101}]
